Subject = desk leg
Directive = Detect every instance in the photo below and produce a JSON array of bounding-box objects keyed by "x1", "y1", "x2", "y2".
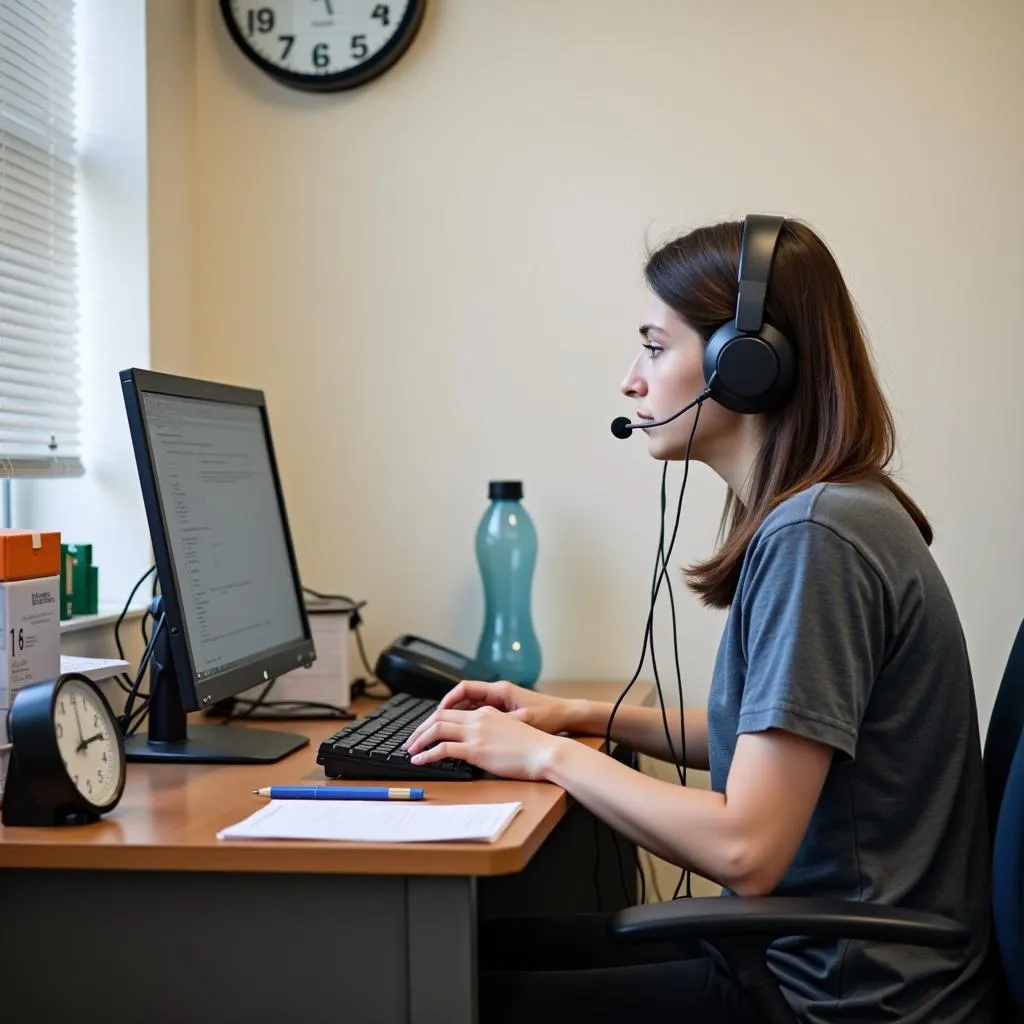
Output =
[{"x1": 407, "y1": 876, "x2": 477, "y2": 1024}]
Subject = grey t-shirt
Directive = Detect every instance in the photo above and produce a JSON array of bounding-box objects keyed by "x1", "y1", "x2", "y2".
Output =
[{"x1": 707, "y1": 481, "x2": 993, "y2": 1022}]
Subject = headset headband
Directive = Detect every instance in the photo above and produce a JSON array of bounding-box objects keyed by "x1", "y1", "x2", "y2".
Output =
[{"x1": 735, "y1": 214, "x2": 785, "y2": 333}]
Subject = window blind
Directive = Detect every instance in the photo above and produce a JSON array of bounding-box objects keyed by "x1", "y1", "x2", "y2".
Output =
[{"x1": 0, "y1": 0, "x2": 81, "y2": 477}]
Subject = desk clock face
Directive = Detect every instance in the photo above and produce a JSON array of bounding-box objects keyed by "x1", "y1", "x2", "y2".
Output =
[{"x1": 54, "y1": 676, "x2": 124, "y2": 810}]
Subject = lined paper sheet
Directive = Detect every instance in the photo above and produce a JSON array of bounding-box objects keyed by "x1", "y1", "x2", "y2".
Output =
[{"x1": 217, "y1": 800, "x2": 522, "y2": 844}]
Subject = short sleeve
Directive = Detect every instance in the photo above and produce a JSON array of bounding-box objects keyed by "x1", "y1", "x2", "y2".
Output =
[{"x1": 736, "y1": 520, "x2": 889, "y2": 759}]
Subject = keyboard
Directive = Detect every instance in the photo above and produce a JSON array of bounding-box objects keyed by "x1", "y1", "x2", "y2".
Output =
[{"x1": 316, "y1": 692, "x2": 479, "y2": 782}]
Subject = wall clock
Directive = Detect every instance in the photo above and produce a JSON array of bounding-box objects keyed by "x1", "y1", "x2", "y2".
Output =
[{"x1": 220, "y1": 0, "x2": 427, "y2": 92}]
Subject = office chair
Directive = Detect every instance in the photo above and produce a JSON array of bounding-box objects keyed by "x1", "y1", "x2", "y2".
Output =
[{"x1": 612, "y1": 616, "x2": 1024, "y2": 1023}]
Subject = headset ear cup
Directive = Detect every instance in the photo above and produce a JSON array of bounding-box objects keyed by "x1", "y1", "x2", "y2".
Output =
[
  {"x1": 703, "y1": 322, "x2": 796, "y2": 415},
  {"x1": 757, "y1": 322, "x2": 796, "y2": 411},
  {"x1": 703, "y1": 322, "x2": 740, "y2": 398}
]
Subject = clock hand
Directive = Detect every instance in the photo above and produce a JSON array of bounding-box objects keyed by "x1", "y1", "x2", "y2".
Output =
[
  {"x1": 73, "y1": 701, "x2": 87, "y2": 752},
  {"x1": 81, "y1": 733, "x2": 105, "y2": 748}
]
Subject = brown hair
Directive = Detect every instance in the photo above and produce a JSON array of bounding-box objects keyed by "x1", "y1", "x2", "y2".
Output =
[{"x1": 644, "y1": 219, "x2": 931, "y2": 609}]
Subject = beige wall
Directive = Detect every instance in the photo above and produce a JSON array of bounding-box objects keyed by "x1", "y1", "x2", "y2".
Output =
[
  {"x1": 149, "y1": 1, "x2": 1023, "y2": 734},
  {"x1": 148, "y1": 0, "x2": 198, "y2": 377}
]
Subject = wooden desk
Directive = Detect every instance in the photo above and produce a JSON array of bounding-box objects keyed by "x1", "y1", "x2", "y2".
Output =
[{"x1": 0, "y1": 681, "x2": 651, "y2": 1024}]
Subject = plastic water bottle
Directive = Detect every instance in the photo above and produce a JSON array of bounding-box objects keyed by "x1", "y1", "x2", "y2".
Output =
[{"x1": 474, "y1": 481, "x2": 542, "y2": 687}]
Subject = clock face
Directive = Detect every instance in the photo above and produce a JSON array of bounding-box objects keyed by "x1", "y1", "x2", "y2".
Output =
[
  {"x1": 53, "y1": 676, "x2": 124, "y2": 810},
  {"x1": 221, "y1": 0, "x2": 426, "y2": 92}
]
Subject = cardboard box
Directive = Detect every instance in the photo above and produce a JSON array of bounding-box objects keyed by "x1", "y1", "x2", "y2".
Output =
[
  {"x1": 0, "y1": 529, "x2": 61, "y2": 581},
  {"x1": 0, "y1": 575, "x2": 61, "y2": 800}
]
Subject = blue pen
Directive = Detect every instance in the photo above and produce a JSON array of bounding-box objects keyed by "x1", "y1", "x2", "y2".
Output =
[{"x1": 253, "y1": 786, "x2": 425, "y2": 801}]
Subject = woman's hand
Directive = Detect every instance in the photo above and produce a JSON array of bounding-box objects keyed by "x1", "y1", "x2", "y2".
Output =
[
  {"x1": 404, "y1": 705, "x2": 566, "y2": 781},
  {"x1": 405, "y1": 680, "x2": 581, "y2": 753}
]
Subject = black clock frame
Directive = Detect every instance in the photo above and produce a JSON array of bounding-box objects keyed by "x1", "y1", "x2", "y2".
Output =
[
  {"x1": 219, "y1": 0, "x2": 427, "y2": 93},
  {"x1": 2, "y1": 675, "x2": 126, "y2": 827}
]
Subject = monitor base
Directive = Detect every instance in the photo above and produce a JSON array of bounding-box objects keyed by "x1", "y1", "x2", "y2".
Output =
[{"x1": 123, "y1": 724, "x2": 308, "y2": 764}]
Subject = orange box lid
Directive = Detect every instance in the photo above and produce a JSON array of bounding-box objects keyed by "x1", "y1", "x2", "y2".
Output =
[{"x1": 0, "y1": 529, "x2": 62, "y2": 581}]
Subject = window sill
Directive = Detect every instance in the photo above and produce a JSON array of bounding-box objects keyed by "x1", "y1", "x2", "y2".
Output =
[{"x1": 60, "y1": 607, "x2": 145, "y2": 635}]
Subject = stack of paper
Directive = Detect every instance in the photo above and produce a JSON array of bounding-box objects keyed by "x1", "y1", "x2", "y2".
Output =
[
  {"x1": 60, "y1": 655, "x2": 131, "y2": 681},
  {"x1": 217, "y1": 800, "x2": 522, "y2": 844}
]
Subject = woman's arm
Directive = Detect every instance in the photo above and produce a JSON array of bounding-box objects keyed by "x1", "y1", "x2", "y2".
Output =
[
  {"x1": 407, "y1": 709, "x2": 833, "y2": 895},
  {"x1": 545, "y1": 726, "x2": 832, "y2": 894},
  {"x1": 567, "y1": 700, "x2": 710, "y2": 771},
  {"x1": 403, "y1": 680, "x2": 710, "y2": 771}
]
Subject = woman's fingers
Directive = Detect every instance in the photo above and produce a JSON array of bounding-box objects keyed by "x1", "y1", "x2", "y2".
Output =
[
  {"x1": 405, "y1": 707, "x2": 461, "y2": 748},
  {"x1": 404, "y1": 717, "x2": 435, "y2": 749},
  {"x1": 439, "y1": 680, "x2": 496, "y2": 711},
  {"x1": 406, "y1": 684, "x2": 504, "y2": 748},
  {"x1": 437, "y1": 682, "x2": 471, "y2": 711},
  {"x1": 405, "y1": 718, "x2": 465, "y2": 755},
  {"x1": 404, "y1": 709, "x2": 478, "y2": 753},
  {"x1": 409, "y1": 739, "x2": 471, "y2": 765}
]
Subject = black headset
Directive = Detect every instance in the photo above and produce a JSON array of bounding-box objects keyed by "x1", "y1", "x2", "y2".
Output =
[{"x1": 702, "y1": 213, "x2": 796, "y2": 414}]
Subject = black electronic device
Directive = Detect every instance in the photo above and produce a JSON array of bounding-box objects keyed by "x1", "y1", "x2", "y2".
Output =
[
  {"x1": 375, "y1": 634, "x2": 500, "y2": 702},
  {"x1": 610, "y1": 213, "x2": 796, "y2": 440},
  {"x1": 317, "y1": 692, "x2": 479, "y2": 782},
  {"x1": 119, "y1": 368, "x2": 314, "y2": 764},
  {"x1": 2, "y1": 675, "x2": 126, "y2": 826},
  {"x1": 610, "y1": 389, "x2": 712, "y2": 440},
  {"x1": 702, "y1": 213, "x2": 796, "y2": 414}
]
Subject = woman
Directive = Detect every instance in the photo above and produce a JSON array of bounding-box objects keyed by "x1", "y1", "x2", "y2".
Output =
[{"x1": 405, "y1": 217, "x2": 994, "y2": 1022}]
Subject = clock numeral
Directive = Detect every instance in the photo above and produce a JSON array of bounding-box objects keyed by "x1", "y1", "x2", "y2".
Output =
[
  {"x1": 278, "y1": 34, "x2": 295, "y2": 60},
  {"x1": 312, "y1": 42, "x2": 330, "y2": 69},
  {"x1": 102, "y1": 751, "x2": 108, "y2": 763},
  {"x1": 351, "y1": 35, "x2": 369, "y2": 59},
  {"x1": 98, "y1": 769, "x2": 104, "y2": 784},
  {"x1": 372, "y1": 4, "x2": 391, "y2": 27},
  {"x1": 59, "y1": 699, "x2": 65, "y2": 716},
  {"x1": 86, "y1": 779, "x2": 93, "y2": 794},
  {"x1": 246, "y1": 7, "x2": 275, "y2": 36},
  {"x1": 93, "y1": 714, "x2": 100, "y2": 727},
  {"x1": 56, "y1": 722, "x2": 63, "y2": 740}
]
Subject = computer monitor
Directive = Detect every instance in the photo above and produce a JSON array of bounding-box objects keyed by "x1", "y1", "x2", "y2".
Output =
[{"x1": 119, "y1": 368, "x2": 315, "y2": 763}]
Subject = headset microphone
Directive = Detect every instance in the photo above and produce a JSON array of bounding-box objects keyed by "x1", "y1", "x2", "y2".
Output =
[{"x1": 609, "y1": 386, "x2": 712, "y2": 440}]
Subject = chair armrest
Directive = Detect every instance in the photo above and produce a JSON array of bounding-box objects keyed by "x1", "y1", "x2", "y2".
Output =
[{"x1": 612, "y1": 897, "x2": 968, "y2": 949}]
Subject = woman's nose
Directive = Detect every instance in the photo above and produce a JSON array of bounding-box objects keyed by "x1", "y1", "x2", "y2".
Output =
[{"x1": 621, "y1": 357, "x2": 647, "y2": 399}]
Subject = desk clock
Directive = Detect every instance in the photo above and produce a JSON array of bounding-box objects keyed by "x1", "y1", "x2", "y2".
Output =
[{"x1": 3, "y1": 675, "x2": 126, "y2": 826}]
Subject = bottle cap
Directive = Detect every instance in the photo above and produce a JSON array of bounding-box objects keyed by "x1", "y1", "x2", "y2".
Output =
[{"x1": 488, "y1": 480, "x2": 523, "y2": 501}]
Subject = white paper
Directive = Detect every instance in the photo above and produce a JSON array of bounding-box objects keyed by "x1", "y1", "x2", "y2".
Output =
[
  {"x1": 60, "y1": 655, "x2": 130, "y2": 682},
  {"x1": 217, "y1": 800, "x2": 522, "y2": 844}
]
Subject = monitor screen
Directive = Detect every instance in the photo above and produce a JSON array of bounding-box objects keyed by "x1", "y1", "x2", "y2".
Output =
[
  {"x1": 140, "y1": 392, "x2": 306, "y2": 682},
  {"x1": 121, "y1": 368, "x2": 315, "y2": 738}
]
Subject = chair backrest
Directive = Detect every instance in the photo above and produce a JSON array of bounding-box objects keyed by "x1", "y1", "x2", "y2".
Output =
[{"x1": 983, "y1": 617, "x2": 1024, "y2": 1010}]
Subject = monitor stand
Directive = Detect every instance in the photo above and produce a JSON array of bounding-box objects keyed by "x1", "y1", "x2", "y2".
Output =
[{"x1": 122, "y1": 628, "x2": 309, "y2": 764}]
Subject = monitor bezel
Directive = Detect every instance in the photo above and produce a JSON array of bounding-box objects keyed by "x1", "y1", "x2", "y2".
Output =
[{"x1": 120, "y1": 367, "x2": 316, "y2": 712}]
